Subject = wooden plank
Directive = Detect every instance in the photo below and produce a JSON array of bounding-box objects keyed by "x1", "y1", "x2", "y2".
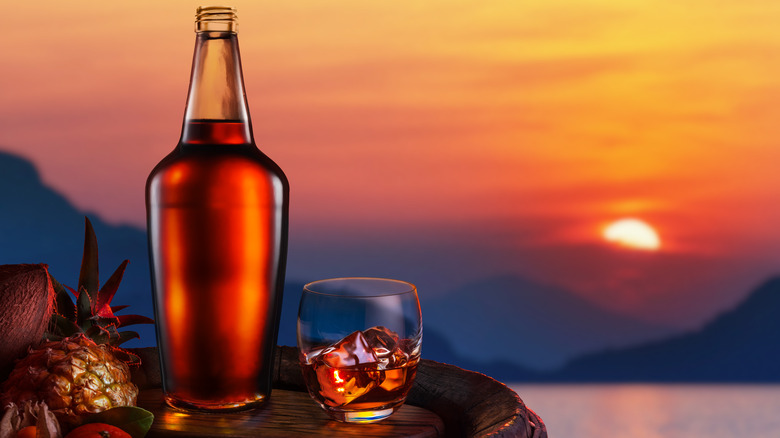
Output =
[{"x1": 138, "y1": 388, "x2": 444, "y2": 437}]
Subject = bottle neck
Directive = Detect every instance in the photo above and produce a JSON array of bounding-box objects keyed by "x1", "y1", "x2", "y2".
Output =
[{"x1": 180, "y1": 31, "x2": 253, "y2": 145}]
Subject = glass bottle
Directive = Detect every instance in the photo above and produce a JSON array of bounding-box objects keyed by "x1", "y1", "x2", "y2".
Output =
[{"x1": 145, "y1": 6, "x2": 289, "y2": 412}]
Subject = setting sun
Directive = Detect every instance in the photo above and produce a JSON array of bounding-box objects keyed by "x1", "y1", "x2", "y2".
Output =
[{"x1": 603, "y1": 218, "x2": 661, "y2": 251}]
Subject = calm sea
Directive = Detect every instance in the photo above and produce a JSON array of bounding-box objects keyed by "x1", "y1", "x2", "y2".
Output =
[{"x1": 509, "y1": 384, "x2": 780, "y2": 438}]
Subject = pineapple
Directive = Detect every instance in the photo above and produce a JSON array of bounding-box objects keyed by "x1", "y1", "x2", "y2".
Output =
[{"x1": 0, "y1": 218, "x2": 153, "y2": 427}]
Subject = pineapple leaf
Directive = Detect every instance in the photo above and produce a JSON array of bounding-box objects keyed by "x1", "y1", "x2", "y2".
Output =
[
  {"x1": 117, "y1": 314, "x2": 155, "y2": 328},
  {"x1": 65, "y1": 284, "x2": 78, "y2": 299},
  {"x1": 98, "y1": 260, "x2": 129, "y2": 311},
  {"x1": 49, "y1": 314, "x2": 81, "y2": 338},
  {"x1": 87, "y1": 324, "x2": 118, "y2": 344},
  {"x1": 78, "y1": 217, "x2": 100, "y2": 306},
  {"x1": 92, "y1": 316, "x2": 121, "y2": 326},
  {"x1": 84, "y1": 324, "x2": 106, "y2": 340},
  {"x1": 51, "y1": 275, "x2": 76, "y2": 320},
  {"x1": 89, "y1": 332, "x2": 110, "y2": 345},
  {"x1": 111, "y1": 331, "x2": 140, "y2": 347},
  {"x1": 95, "y1": 305, "x2": 118, "y2": 320},
  {"x1": 76, "y1": 286, "x2": 93, "y2": 331},
  {"x1": 48, "y1": 216, "x2": 156, "y2": 349},
  {"x1": 111, "y1": 348, "x2": 142, "y2": 366}
]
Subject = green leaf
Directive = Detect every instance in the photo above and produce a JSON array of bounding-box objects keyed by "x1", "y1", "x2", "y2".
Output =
[
  {"x1": 51, "y1": 275, "x2": 76, "y2": 320},
  {"x1": 65, "y1": 284, "x2": 78, "y2": 298},
  {"x1": 88, "y1": 324, "x2": 120, "y2": 345},
  {"x1": 50, "y1": 274, "x2": 66, "y2": 295},
  {"x1": 117, "y1": 314, "x2": 155, "y2": 328},
  {"x1": 81, "y1": 406, "x2": 154, "y2": 438},
  {"x1": 84, "y1": 324, "x2": 110, "y2": 340},
  {"x1": 98, "y1": 260, "x2": 128, "y2": 310},
  {"x1": 111, "y1": 348, "x2": 142, "y2": 366},
  {"x1": 93, "y1": 316, "x2": 120, "y2": 326},
  {"x1": 111, "y1": 330, "x2": 140, "y2": 347},
  {"x1": 76, "y1": 287, "x2": 93, "y2": 331},
  {"x1": 79, "y1": 217, "x2": 100, "y2": 307},
  {"x1": 49, "y1": 314, "x2": 81, "y2": 338}
]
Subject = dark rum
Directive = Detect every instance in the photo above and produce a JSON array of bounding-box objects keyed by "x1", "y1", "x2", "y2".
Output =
[
  {"x1": 301, "y1": 359, "x2": 419, "y2": 412},
  {"x1": 300, "y1": 327, "x2": 420, "y2": 420},
  {"x1": 146, "y1": 8, "x2": 288, "y2": 412}
]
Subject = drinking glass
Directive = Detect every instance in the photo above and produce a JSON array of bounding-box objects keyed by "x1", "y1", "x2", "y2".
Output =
[{"x1": 297, "y1": 277, "x2": 423, "y2": 423}]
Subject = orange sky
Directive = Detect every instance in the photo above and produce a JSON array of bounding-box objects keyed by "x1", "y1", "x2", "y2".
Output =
[{"x1": 3, "y1": 0, "x2": 780, "y2": 327}]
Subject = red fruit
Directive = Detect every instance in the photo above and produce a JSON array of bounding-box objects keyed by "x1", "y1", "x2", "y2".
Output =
[
  {"x1": 16, "y1": 426, "x2": 37, "y2": 438},
  {"x1": 64, "y1": 423, "x2": 131, "y2": 438}
]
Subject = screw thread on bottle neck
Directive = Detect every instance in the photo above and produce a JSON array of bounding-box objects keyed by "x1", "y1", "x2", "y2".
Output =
[{"x1": 196, "y1": 6, "x2": 237, "y2": 33}]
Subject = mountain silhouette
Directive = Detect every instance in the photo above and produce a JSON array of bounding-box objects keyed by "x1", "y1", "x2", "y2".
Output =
[
  {"x1": 11, "y1": 149, "x2": 772, "y2": 382},
  {"x1": 422, "y1": 275, "x2": 675, "y2": 370},
  {"x1": 0, "y1": 150, "x2": 679, "y2": 372},
  {"x1": 545, "y1": 277, "x2": 780, "y2": 381},
  {"x1": 0, "y1": 149, "x2": 156, "y2": 347},
  {"x1": 274, "y1": 279, "x2": 542, "y2": 380}
]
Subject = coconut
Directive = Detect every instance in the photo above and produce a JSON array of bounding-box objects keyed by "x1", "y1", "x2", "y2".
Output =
[{"x1": 0, "y1": 264, "x2": 54, "y2": 381}]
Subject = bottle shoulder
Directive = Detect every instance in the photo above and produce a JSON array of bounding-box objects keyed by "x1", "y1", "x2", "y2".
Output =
[
  {"x1": 146, "y1": 143, "x2": 288, "y2": 205},
  {"x1": 148, "y1": 143, "x2": 286, "y2": 181}
]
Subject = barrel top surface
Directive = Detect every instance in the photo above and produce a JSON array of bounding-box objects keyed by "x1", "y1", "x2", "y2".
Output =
[
  {"x1": 130, "y1": 346, "x2": 548, "y2": 438},
  {"x1": 138, "y1": 388, "x2": 444, "y2": 438}
]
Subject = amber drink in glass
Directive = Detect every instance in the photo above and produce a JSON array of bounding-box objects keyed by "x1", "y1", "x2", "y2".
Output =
[{"x1": 297, "y1": 278, "x2": 423, "y2": 423}]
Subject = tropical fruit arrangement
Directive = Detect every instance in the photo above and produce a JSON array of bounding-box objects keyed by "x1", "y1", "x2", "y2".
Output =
[{"x1": 0, "y1": 218, "x2": 154, "y2": 438}]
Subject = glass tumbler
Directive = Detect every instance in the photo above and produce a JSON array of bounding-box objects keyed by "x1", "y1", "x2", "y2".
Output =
[{"x1": 297, "y1": 277, "x2": 423, "y2": 423}]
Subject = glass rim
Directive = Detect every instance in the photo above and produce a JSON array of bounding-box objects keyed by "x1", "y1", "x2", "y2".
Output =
[{"x1": 303, "y1": 277, "x2": 417, "y2": 298}]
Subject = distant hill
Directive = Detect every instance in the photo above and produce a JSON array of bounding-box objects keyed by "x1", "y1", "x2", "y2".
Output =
[
  {"x1": 276, "y1": 275, "x2": 677, "y2": 375},
  {"x1": 422, "y1": 275, "x2": 675, "y2": 370},
  {"x1": 274, "y1": 280, "x2": 542, "y2": 380},
  {"x1": 546, "y1": 277, "x2": 780, "y2": 382},
  {"x1": 16, "y1": 149, "x2": 773, "y2": 383},
  {"x1": 0, "y1": 150, "x2": 155, "y2": 347},
  {"x1": 276, "y1": 280, "x2": 305, "y2": 347}
]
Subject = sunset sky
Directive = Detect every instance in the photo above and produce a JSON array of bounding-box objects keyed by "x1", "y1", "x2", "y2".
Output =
[{"x1": 3, "y1": 0, "x2": 780, "y2": 331}]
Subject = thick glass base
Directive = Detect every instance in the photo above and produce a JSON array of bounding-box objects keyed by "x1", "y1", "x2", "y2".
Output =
[
  {"x1": 164, "y1": 393, "x2": 266, "y2": 413},
  {"x1": 326, "y1": 407, "x2": 396, "y2": 423},
  {"x1": 319, "y1": 401, "x2": 405, "y2": 424}
]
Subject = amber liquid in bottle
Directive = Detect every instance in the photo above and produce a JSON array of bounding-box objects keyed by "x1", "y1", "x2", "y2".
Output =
[{"x1": 145, "y1": 8, "x2": 288, "y2": 412}]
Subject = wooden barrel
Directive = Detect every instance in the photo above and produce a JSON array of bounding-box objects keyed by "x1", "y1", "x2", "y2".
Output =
[{"x1": 130, "y1": 346, "x2": 547, "y2": 438}]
